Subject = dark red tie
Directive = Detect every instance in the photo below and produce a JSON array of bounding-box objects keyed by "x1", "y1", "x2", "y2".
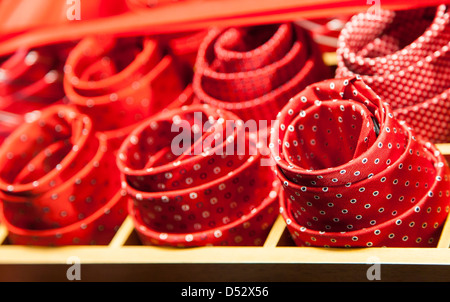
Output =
[
  {"x1": 193, "y1": 22, "x2": 330, "y2": 123},
  {"x1": 0, "y1": 43, "x2": 71, "y2": 144},
  {"x1": 0, "y1": 105, "x2": 127, "y2": 245},
  {"x1": 271, "y1": 76, "x2": 450, "y2": 247},
  {"x1": 117, "y1": 104, "x2": 279, "y2": 246},
  {"x1": 336, "y1": 4, "x2": 450, "y2": 143},
  {"x1": 63, "y1": 35, "x2": 188, "y2": 134}
]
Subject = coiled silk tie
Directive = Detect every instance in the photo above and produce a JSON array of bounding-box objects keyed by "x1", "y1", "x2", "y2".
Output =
[
  {"x1": 193, "y1": 22, "x2": 330, "y2": 123},
  {"x1": 270, "y1": 77, "x2": 450, "y2": 247},
  {"x1": 336, "y1": 4, "x2": 450, "y2": 143},
  {"x1": 63, "y1": 35, "x2": 187, "y2": 133},
  {"x1": 0, "y1": 105, "x2": 128, "y2": 245},
  {"x1": 117, "y1": 104, "x2": 279, "y2": 246}
]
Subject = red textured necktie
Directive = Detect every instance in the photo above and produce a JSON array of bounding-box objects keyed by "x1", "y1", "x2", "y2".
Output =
[
  {"x1": 63, "y1": 35, "x2": 188, "y2": 134},
  {"x1": 117, "y1": 104, "x2": 279, "y2": 247},
  {"x1": 0, "y1": 105, "x2": 128, "y2": 245},
  {"x1": 0, "y1": 43, "x2": 71, "y2": 144},
  {"x1": 270, "y1": 76, "x2": 450, "y2": 247},
  {"x1": 336, "y1": 4, "x2": 450, "y2": 143},
  {"x1": 193, "y1": 22, "x2": 330, "y2": 122}
]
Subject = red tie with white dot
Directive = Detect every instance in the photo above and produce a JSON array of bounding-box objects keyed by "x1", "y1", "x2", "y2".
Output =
[
  {"x1": 117, "y1": 104, "x2": 279, "y2": 247},
  {"x1": 271, "y1": 76, "x2": 450, "y2": 247},
  {"x1": 336, "y1": 4, "x2": 450, "y2": 144},
  {"x1": 0, "y1": 105, "x2": 128, "y2": 245}
]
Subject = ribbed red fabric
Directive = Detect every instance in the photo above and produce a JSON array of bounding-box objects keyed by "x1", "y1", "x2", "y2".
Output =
[
  {"x1": 271, "y1": 76, "x2": 450, "y2": 247},
  {"x1": 336, "y1": 4, "x2": 450, "y2": 143},
  {"x1": 193, "y1": 22, "x2": 330, "y2": 122}
]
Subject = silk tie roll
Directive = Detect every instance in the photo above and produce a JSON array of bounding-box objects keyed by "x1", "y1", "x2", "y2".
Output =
[
  {"x1": 193, "y1": 22, "x2": 330, "y2": 123},
  {"x1": 63, "y1": 35, "x2": 187, "y2": 133},
  {"x1": 336, "y1": 5, "x2": 450, "y2": 143},
  {"x1": 270, "y1": 76, "x2": 450, "y2": 247},
  {"x1": 118, "y1": 104, "x2": 279, "y2": 246},
  {"x1": 0, "y1": 105, "x2": 127, "y2": 245},
  {"x1": 296, "y1": 15, "x2": 350, "y2": 53}
]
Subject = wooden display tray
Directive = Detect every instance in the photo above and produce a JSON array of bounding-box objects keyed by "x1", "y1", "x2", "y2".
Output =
[
  {"x1": 0, "y1": 143, "x2": 449, "y2": 282},
  {"x1": 0, "y1": 51, "x2": 448, "y2": 282}
]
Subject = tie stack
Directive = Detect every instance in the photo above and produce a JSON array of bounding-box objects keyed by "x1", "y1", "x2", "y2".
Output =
[
  {"x1": 0, "y1": 35, "x2": 194, "y2": 245},
  {"x1": 270, "y1": 77, "x2": 450, "y2": 247},
  {"x1": 0, "y1": 2, "x2": 448, "y2": 249},
  {"x1": 336, "y1": 4, "x2": 450, "y2": 143},
  {"x1": 117, "y1": 104, "x2": 279, "y2": 246}
]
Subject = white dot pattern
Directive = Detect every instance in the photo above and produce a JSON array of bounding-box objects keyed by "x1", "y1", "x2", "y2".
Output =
[
  {"x1": 336, "y1": 5, "x2": 450, "y2": 143},
  {"x1": 271, "y1": 77, "x2": 450, "y2": 247},
  {"x1": 118, "y1": 104, "x2": 279, "y2": 247}
]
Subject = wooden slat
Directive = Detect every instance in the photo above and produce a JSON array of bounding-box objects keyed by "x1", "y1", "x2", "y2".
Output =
[
  {"x1": 0, "y1": 245, "x2": 449, "y2": 265},
  {"x1": 108, "y1": 216, "x2": 135, "y2": 248},
  {"x1": 263, "y1": 215, "x2": 287, "y2": 248},
  {"x1": 437, "y1": 211, "x2": 450, "y2": 248},
  {"x1": 437, "y1": 143, "x2": 450, "y2": 156},
  {"x1": 0, "y1": 224, "x2": 8, "y2": 245}
]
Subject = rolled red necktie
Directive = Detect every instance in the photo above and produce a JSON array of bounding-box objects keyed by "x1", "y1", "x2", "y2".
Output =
[
  {"x1": 0, "y1": 105, "x2": 127, "y2": 245},
  {"x1": 336, "y1": 5, "x2": 450, "y2": 143},
  {"x1": 63, "y1": 35, "x2": 186, "y2": 133},
  {"x1": 270, "y1": 76, "x2": 450, "y2": 247},
  {"x1": 118, "y1": 104, "x2": 279, "y2": 246},
  {"x1": 193, "y1": 22, "x2": 330, "y2": 123}
]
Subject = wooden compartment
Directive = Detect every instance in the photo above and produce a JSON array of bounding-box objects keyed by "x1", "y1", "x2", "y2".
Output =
[
  {"x1": 0, "y1": 50, "x2": 449, "y2": 282},
  {"x1": 0, "y1": 143, "x2": 448, "y2": 282}
]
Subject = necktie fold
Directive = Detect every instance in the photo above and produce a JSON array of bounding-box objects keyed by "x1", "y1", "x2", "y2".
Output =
[
  {"x1": 336, "y1": 4, "x2": 450, "y2": 143},
  {"x1": 118, "y1": 104, "x2": 279, "y2": 246},
  {"x1": 271, "y1": 76, "x2": 450, "y2": 247},
  {"x1": 0, "y1": 105, "x2": 127, "y2": 245},
  {"x1": 63, "y1": 35, "x2": 187, "y2": 133},
  {"x1": 0, "y1": 43, "x2": 71, "y2": 143},
  {"x1": 193, "y1": 22, "x2": 330, "y2": 122}
]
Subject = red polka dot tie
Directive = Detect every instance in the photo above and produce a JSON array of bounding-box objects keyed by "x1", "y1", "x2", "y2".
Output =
[
  {"x1": 0, "y1": 43, "x2": 71, "y2": 144},
  {"x1": 336, "y1": 4, "x2": 450, "y2": 143},
  {"x1": 117, "y1": 104, "x2": 279, "y2": 247},
  {"x1": 0, "y1": 105, "x2": 128, "y2": 245},
  {"x1": 270, "y1": 76, "x2": 450, "y2": 247},
  {"x1": 193, "y1": 22, "x2": 330, "y2": 122}
]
